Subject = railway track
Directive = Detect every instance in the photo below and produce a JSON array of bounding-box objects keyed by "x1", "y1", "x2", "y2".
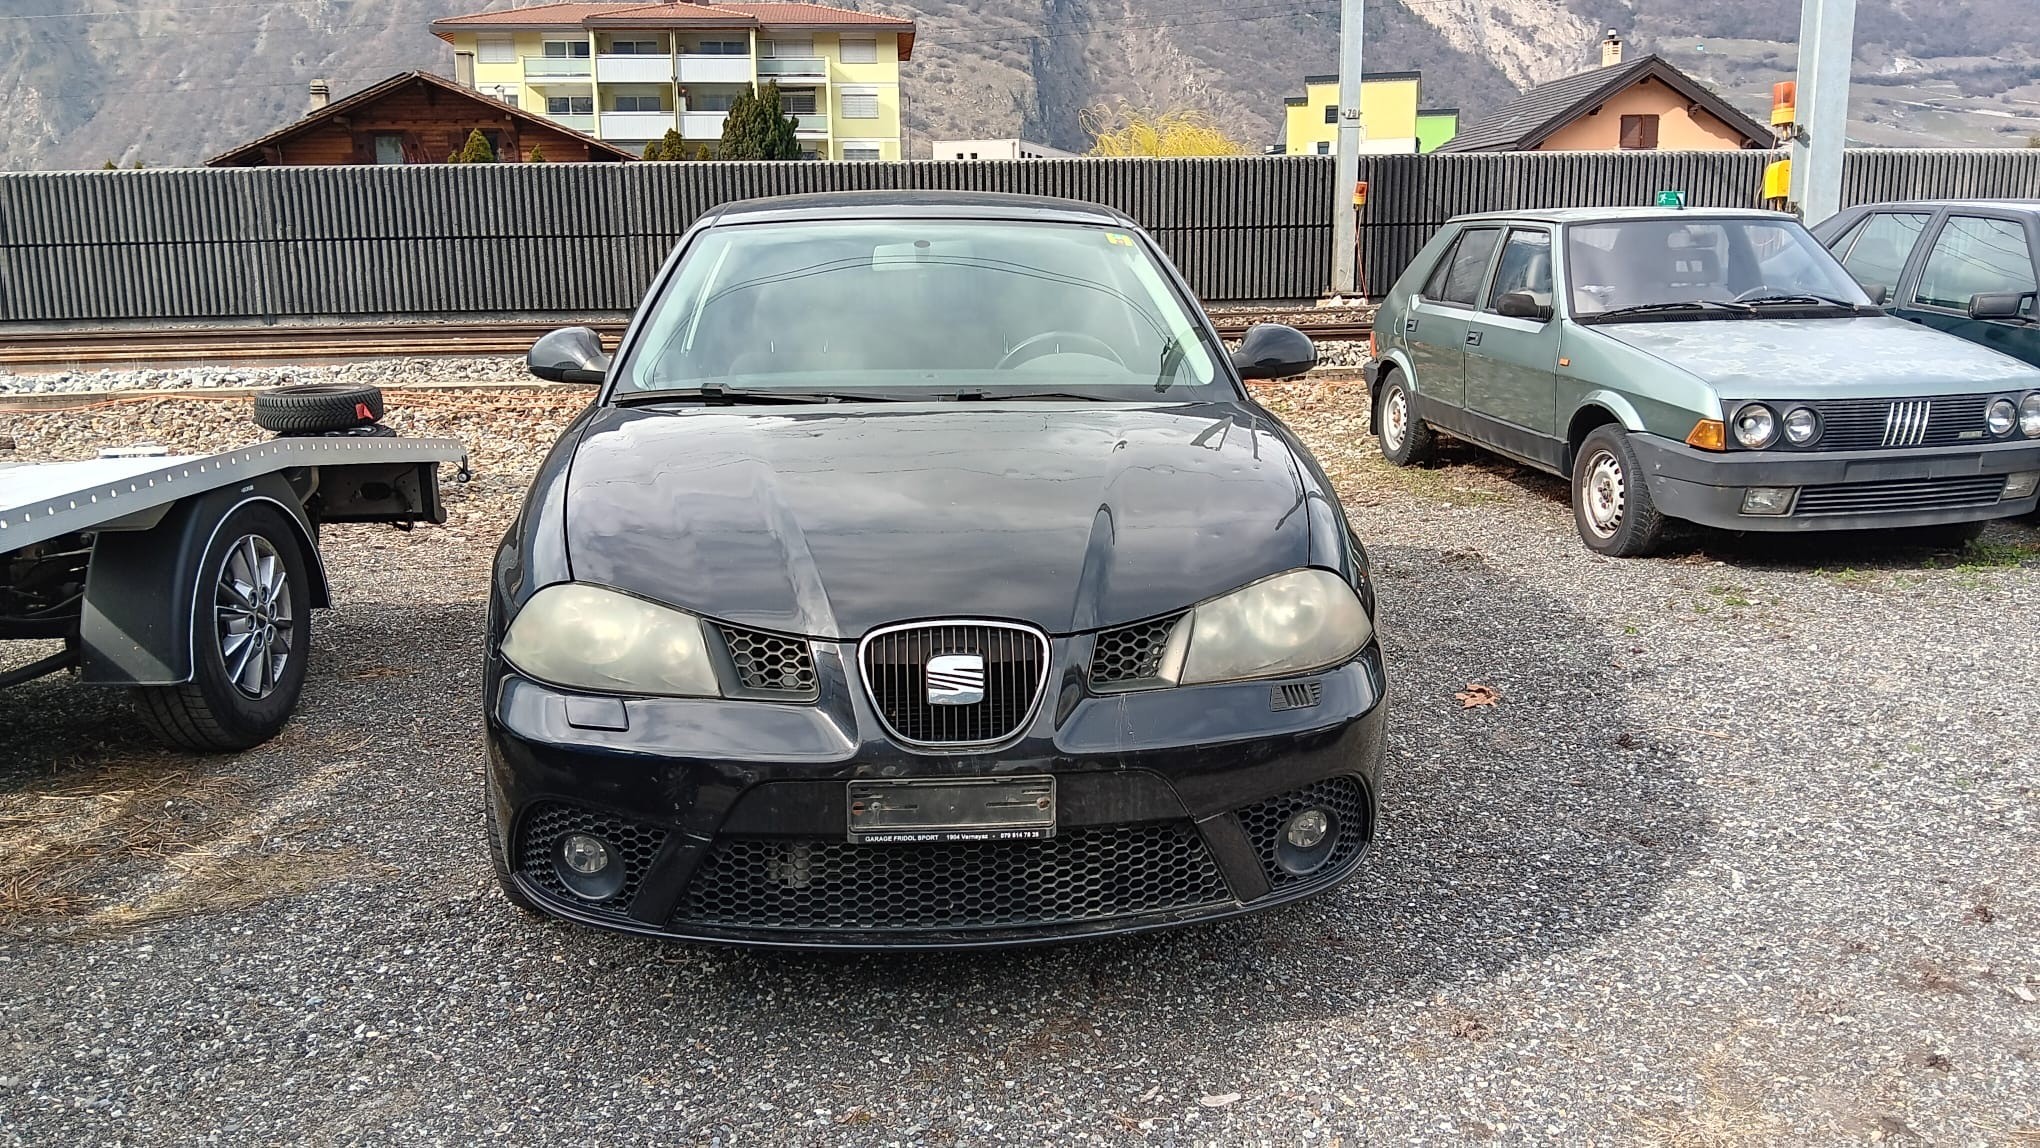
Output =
[{"x1": 0, "y1": 317, "x2": 1373, "y2": 370}]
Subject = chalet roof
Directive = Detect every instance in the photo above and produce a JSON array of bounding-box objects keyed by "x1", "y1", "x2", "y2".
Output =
[
  {"x1": 1436, "y1": 53, "x2": 1772, "y2": 152},
  {"x1": 205, "y1": 71, "x2": 638, "y2": 166}
]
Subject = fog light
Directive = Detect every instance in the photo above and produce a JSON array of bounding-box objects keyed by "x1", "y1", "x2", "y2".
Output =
[
  {"x1": 1741, "y1": 486, "x2": 1796, "y2": 515},
  {"x1": 554, "y1": 833, "x2": 626, "y2": 901},
  {"x1": 1285, "y1": 808, "x2": 1331, "y2": 849},
  {"x1": 2006, "y1": 471, "x2": 2040, "y2": 499}
]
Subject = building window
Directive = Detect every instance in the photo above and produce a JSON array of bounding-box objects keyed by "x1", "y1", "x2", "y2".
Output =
[
  {"x1": 1324, "y1": 105, "x2": 1337, "y2": 125},
  {"x1": 1619, "y1": 114, "x2": 1659, "y2": 150},
  {"x1": 840, "y1": 36, "x2": 878, "y2": 64},
  {"x1": 477, "y1": 36, "x2": 514, "y2": 64},
  {"x1": 543, "y1": 40, "x2": 591, "y2": 58},
  {"x1": 691, "y1": 92, "x2": 735, "y2": 112},
  {"x1": 843, "y1": 144, "x2": 881, "y2": 161},
  {"x1": 840, "y1": 90, "x2": 878, "y2": 119},
  {"x1": 547, "y1": 96, "x2": 594, "y2": 115},
  {"x1": 612, "y1": 95, "x2": 664, "y2": 112},
  {"x1": 695, "y1": 39, "x2": 745, "y2": 55},
  {"x1": 1314, "y1": 141, "x2": 1330, "y2": 155},
  {"x1": 609, "y1": 39, "x2": 660, "y2": 55},
  {"x1": 373, "y1": 134, "x2": 405, "y2": 165},
  {"x1": 778, "y1": 89, "x2": 818, "y2": 115},
  {"x1": 761, "y1": 38, "x2": 813, "y2": 58}
]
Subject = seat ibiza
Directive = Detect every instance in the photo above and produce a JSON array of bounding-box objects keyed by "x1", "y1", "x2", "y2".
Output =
[{"x1": 486, "y1": 191, "x2": 1388, "y2": 948}]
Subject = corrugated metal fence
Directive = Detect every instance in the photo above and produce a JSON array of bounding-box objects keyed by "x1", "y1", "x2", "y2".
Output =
[{"x1": 3, "y1": 149, "x2": 2036, "y2": 324}]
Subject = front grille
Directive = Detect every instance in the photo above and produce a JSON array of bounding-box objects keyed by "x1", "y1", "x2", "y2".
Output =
[
  {"x1": 860, "y1": 622, "x2": 1048, "y2": 747},
  {"x1": 716, "y1": 624, "x2": 817, "y2": 698},
  {"x1": 1793, "y1": 474, "x2": 2006, "y2": 516},
  {"x1": 672, "y1": 823, "x2": 1232, "y2": 932},
  {"x1": 517, "y1": 802, "x2": 668, "y2": 912},
  {"x1": 1236, "y1": 776, "x2": 1371, "y2": 889},
  {"x1": 1771, "y1": 395, "x2": 1996, "y2": 452},
  {"x1": 1089, "y1": 614, "x2": 1183, "y2": 689}
]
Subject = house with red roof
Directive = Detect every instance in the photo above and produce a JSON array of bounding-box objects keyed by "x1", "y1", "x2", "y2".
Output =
[{"x1": 429, "y1": 0, "x2": 915, "y2": 160}]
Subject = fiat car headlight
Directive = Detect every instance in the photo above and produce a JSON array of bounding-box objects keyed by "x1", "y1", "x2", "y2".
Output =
[
  {"x1": 1732, "y1": 404, "x2": 1777, "y2": 448},
  {"x1": 1156, "y1": 569, "x2": 1372, "y2": 686},
  {"x1": 2020, "y1": 392, "x2": 2040, "y2": 438},
  {"x1": 501, "y1": 583, "x2": 720, "y2": 696}
]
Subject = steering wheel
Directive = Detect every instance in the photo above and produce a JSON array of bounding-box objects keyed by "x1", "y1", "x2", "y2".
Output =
[
  {"x1": 995, "y1": 331, "x2": 1127, "y2": 371},
  {"x1": 1733, "y1": 285, "x2": 1793, "y2": 302}
]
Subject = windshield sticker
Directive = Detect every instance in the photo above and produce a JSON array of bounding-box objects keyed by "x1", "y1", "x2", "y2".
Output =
[{"x1": 1105, "y1": 232, "x2": 1135, "y2": 247}]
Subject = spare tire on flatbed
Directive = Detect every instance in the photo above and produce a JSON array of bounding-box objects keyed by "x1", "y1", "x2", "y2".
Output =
[{"x1": 253, "y1": 384, "x2": 385, "y2": 435}]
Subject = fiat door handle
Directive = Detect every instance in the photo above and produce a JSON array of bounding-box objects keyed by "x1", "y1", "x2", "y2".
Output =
[
  {"x1": 1464, "y1": 330, "x2": 1483, "y2": 347},
  {"x1": 1404, "y1": 316, "x2": 1420, "y2": 333}
]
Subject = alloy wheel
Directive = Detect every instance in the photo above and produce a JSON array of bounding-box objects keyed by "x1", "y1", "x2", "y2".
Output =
[{"x1": 215, "y1": 534, "x2": 294, "y2": 699}]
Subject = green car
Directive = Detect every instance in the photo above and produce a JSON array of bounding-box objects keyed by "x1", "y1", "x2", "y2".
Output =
[{"x1": 1365, "y1": 208, "x2": 2040, "y2": 556}]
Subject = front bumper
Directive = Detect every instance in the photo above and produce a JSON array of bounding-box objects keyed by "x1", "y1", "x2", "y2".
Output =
[
  {"x1": 484, "y1": 641, "x2": 1388, "y2": 949},
  {"x1": 1628, "y1": 435, "x2": 2040, "y2": 532}
]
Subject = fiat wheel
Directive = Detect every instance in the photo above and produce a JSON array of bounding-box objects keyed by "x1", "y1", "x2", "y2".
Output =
[{"x1": 1572, "y1": 425, "x2": 1663, "y2": 557}]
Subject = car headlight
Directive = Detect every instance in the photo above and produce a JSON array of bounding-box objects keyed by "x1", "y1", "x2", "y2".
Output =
[
  {"x1": 1782, "y1": 406, "x2": 1819, "y2": 445},
  {"x1": 1987, "y1": 398, "x2": 2017, "y2": 437},
  {"x1": 1154, "y1": 568, "x2": 1372, "y2": 686},
  {"x1": 501, "y1": 583, "x2": 720, "y2": 696},
  {"x1": 2021, "y1": 392, "x2": 2040, "y2": 438},
  {"x1": 1732, "y1": 404, "x2": 1777, "y2": 448}
]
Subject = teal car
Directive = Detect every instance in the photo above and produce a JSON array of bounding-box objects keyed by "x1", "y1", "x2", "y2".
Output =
[{"x1": 1365, "y1": 208, "x2": 2040, "y2": 556}]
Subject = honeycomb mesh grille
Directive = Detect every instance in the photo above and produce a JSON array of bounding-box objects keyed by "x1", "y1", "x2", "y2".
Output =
[
  {"x1": 1089, "y1": 614, "x2": 1184, "y2": 689},
  {"x1": 516, "y1": 802, "x2": 668, "y2": 912},
  {"x1": 717, "y1": 624, "x2": 818, "y2": 697},
  {"x1": 1235, "y1": 776, "x2": 1370, "y2": 889},
  {"x1": 673, "y1": 823, "x2": 1231, "y2": 932}
]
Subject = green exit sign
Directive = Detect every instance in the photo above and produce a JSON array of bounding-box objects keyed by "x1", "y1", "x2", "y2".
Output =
[{"x1": 1656, "y1": 190, "x2": 1688, "y2": 208}]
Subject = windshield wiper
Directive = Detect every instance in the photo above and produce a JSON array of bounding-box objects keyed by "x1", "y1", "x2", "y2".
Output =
[
  {"x1": 614, "y1": 385, "x2": 901, "y2": 406},
  {"x1": 1589, "y1": 300, "x2": 1753, "y2": 319},
  {"x1": 1735, "y1": 292, "x2": 1868, "y2": 310},
  {"x1": 943, "y1": 390, "x2": 1104, "y2": 402}
]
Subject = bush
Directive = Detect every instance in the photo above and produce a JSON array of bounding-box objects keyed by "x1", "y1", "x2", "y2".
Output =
[
  {"x1": 448, "y1": 129, "x2": 498, "y2": 164},
  {"x1": 526, "y1": 144, "x2": 547, "y2": 163}
]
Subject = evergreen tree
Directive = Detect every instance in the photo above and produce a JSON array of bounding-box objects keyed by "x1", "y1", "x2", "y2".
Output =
[
  {"x1": 720, "y1": 83, "x2": 803, "y2": 160},
  {"x1": 526, "y1": 144, "x2": 547, "y2": 163},
  {"x1": 642, "y1": 140, "x2": 662, "y2": 161},
  {"x1": 449, "y1": 129, "x2": 497, "y2": 164},
  {"x1": 693, "y1": 143, "x2": 713, "y2": 161},
  {"x1": 656, "y1": 127, "x2": 687, "y2": 161}
]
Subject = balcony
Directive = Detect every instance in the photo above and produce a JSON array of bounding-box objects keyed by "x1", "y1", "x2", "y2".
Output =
[
  {"x1": 791, "y1": 114, "x2": 829, "y2": 136},
  {"x1": 678, "y1": 55, "x2": 752, "y2": 84},
  {"x1": 758, "y1": 56, "x2": 827, "y2": 79},
  {"x1": 680, "y1": 111, "x2": 729, "y2": 139},
  {"x1": 523, "y1": 55, "x2": 591, "y2": 79},
  {"x1": 596, "y1": 54, "x2": 671, "y2": 84},
  {"x1": 599, "y1": 110, "x2": 677, "y2": 138},
  {"x1": 551, "y1": 113, "x2": 596, "y2": 133}
]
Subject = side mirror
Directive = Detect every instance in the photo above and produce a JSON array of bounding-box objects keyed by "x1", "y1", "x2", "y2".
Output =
[
  {"x1": 1495, "y1": 291, "x2": 1554, "y2": 322},
  {"x1": 1230, "y1": 323, "x2": 1317, "y2": 380},
  {"x1": 1968, "y1": 291, "x2": 2032, "y2": 321},
  {"x1": 1857, "y1": 282, "x2": 1889, "y2": 306},
  {"x1": 527, "y1": 327, "x2": 611, "y2": 384}
]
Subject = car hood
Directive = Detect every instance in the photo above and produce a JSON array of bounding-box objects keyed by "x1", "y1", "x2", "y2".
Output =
[
  {"x1": 561, "y1": 401, "x2": 1312, "y2": 638},
  {"x1": 1588, "y1": 316, "x2": 2040, "y2": 398}
]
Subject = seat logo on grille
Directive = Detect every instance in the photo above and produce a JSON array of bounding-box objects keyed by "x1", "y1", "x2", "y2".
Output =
[{"x1": 925, "y1": 653, "x2": 986, "y2": 705}]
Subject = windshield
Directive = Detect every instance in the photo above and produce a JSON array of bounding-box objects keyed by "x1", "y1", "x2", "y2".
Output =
[
  {"x1": 617, "y1": 219, "x2": 1222, "y2": 396},
  {"x1": 1566, "y1": 217, "x2": 1873, "y2": 317}
]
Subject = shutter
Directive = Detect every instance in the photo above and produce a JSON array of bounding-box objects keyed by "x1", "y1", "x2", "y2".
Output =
[
  {"x1": 841, "y1": 91, "x2": 878, "y2": 118},
  {"x1": 477, "y1": 36, "x2": 514, "y2": 64},
  {"x1": 840, "y1": 36, "x2": 877, "y2": 64}
]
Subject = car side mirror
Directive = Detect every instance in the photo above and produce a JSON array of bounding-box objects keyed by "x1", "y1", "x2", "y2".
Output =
[
  {"x1": 1858, "y1": 282, "x2": 1889, "y2": 306},
  {"x1": 1230, "y1": 323, "x2": 1317, "y2": 380},
  {"x1": 1495, "y1": 291, "x2": 1554, "y2": 322},
  {"x1": 528, "y1": 327, "x2": 611, "y2": 384},
  {"x1": 1968, "y1": 291, "x2": 2031, "y2": 321}
]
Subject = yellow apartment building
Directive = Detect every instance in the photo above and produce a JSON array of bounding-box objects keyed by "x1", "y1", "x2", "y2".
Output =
[
  {"x1": 1283, "y1": 72, "x2": 1458, "y2": 155},
  {"x1": 430, "y1": 1, "x2": 914, "y2": 160}
]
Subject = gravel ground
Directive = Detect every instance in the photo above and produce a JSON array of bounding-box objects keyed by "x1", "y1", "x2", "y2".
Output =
[{"x1": 2, "y1": 381, "x2": 2037, "y2": 1146}]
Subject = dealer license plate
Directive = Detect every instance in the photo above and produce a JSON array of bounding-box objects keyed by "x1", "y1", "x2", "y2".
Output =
[{"x1": 846, "y1": 777, "x2": 1056, "y2": 844}]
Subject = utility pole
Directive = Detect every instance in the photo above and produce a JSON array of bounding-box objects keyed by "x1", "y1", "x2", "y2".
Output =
[
  {"x1": 1789, "y1": 0, "x2": 1857, "y2": 223},
  {"x1": 1331, "y1": 0, "x2": 1365, "y2": 297}
]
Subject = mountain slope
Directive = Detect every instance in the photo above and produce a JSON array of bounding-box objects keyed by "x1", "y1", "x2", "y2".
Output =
[{"x1": 0, "y1": 0, "x2": 2034, "y2": 170}]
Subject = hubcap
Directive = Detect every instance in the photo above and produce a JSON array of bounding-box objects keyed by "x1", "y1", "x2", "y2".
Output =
[
  {"x1": 215, "y1": 534, "x2": 293, "y2": 699},
  {"x1": 1383, "y1": 387, "x2": 1409, "y2": 452},
  {"x1": 1580, "y1": 449, "x2": 1626, "y2": 539}
]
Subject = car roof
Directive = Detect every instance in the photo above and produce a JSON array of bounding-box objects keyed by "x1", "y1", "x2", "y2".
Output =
[
  {"x1": 1445, "y1": 206, "x2": 1799, "y2": 226},
  {"x1": 1838, "y1": 199, "x2": 2040, "y2": 214},
  {"x1": 698, "y1": 190, "x2": 1136, "y2": 227}
]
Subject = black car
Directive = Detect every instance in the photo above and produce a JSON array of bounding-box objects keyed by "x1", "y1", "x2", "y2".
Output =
[
  {"x1": 485, "y1": 191, "x2": 1389, "y2": 949},
  {"x1": 1813, "y1": 199, "x2": 2040, "y2": 368}
]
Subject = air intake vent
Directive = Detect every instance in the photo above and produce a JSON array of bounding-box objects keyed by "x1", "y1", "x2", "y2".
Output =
[
  {"x1": 716, "y1": 624, "x2": 818, "y2": 698},
  {"x1": 1271, "y1": 681, "x2": 1323, "y2": 711},
  {"x1": 1089, "y1": 614, "x2": 1184, "y2": 689}
]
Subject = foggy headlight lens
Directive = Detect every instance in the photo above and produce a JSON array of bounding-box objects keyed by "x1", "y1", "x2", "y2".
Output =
[
  {"x1": 1157, "y1": 569, "x2": 1373, "y2": 686},
  {"x1": 1732, "y1": 404, "x2": 1777, "y2": 448},
  {"x1": 1783, "y1": 407, "x2": 1819, "y2": 445},
  {"x1": 501, "y1": 583, "x2": 720, "y2": 697},
  {"x1": 2020, "y1": 393, "x2": 2040, "y2": 437},
  {"x1": 1987, "y1": 399, "x2": 2017, "y2": 437}
]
